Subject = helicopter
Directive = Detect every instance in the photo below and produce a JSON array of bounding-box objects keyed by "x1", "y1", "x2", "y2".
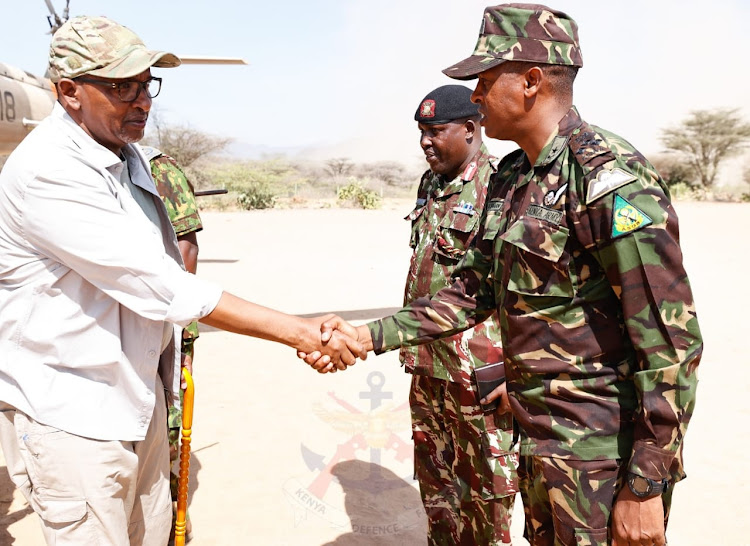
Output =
[{"x1": 0, "y1": 0, "x2": 246, "y2": 157}]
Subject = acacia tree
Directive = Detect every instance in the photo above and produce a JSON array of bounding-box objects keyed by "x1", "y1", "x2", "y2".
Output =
[
  {"x1": 324, "y1": 157, "x2": 354, "y2": 178},
  {"x1": 145, "y1": 110, "x2": 232, "y2": 168},
  {"x1": 661, "y1": 108, "x2": 750, "y2": 189}
]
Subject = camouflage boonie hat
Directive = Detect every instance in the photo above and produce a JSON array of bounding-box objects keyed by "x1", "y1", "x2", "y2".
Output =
[
  {"x1": 48, "y1": 15, "x2": 180, "y2": 82},
  {"x1": 443, "y1": 3, "x2": 583, "y2": 81}
]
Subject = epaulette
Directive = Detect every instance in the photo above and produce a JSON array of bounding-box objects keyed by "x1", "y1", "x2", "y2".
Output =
[
  {"x1": 569, "y1": 124, "x2": 612, "y2": 167},
  {"x1": 569, "y1": 124, "x2": 639, "y2": 204},
  {"x1": 139, "y1": 145, "x2": 163, "y2": 162}
]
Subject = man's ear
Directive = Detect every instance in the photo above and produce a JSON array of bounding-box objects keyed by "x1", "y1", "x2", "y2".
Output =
[
  {"x1": 464, "y1": 118, "x2": 477, "y2": 140},
  {"x1": 523, "y1": 66, "x2": 543, "y2": 97},
  {"x1": 56, "y1": 79, "x2": 82, "y2": 111}
]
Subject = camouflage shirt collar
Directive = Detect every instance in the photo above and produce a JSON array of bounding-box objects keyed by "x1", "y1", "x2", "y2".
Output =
[
  {"x1": 432, "y1": 144, "x2": 493, "y2": 198},
  {"x1": 536, "y1": 106, "x2": 583, "y2": 167}
]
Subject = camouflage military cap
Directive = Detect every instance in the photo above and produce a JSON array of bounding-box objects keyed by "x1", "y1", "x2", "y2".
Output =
[
  {"x1": 443, "y1": 3, "x2": 583, "y2": 81},
  {"x1": 48, "y1": 16, "x2": 180, "y2": 83}
]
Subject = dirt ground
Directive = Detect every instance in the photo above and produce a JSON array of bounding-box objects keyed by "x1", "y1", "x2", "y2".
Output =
[{"x1": 1, "y1": 199, "x2": 747, "y2": 545}]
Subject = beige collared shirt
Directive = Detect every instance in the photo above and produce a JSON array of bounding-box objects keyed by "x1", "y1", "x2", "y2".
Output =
[{"x1": 0, "y1": 103, "x2": 222, "y2": 441}]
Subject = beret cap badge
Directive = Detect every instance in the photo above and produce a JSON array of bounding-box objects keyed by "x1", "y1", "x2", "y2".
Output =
[
  {"x1": 419, "y1": 100, "x2": 436, "y2": 118},
  {"x1": 414, "y1": 85, "x2": 479, "y2": 124}
]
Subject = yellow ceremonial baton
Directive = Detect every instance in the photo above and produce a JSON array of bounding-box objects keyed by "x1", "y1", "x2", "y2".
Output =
[{"x1": 174, "y1": 368, "x2": 194, "y2": 546}]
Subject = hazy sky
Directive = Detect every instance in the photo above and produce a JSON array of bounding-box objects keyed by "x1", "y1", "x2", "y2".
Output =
[{"x1": 6, "y1": 1, "x2": 750, "y2": 167}]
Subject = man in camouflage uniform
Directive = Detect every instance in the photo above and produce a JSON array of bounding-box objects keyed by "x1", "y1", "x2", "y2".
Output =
[
  {"x1": 310, "y1": 4, "x2": 702, "y2": 545},
  {"x1": 405, "y1": 85, "x2": 517, "y2": 545},
  {"x1": 143, "y1": 146, "x2": 202, "y2": 543}
]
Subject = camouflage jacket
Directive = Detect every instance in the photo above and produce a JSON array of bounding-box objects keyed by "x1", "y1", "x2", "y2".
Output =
[
  {"x1": 401, "y1": 144, "x2": 503, "y2": 385},
  {"x1": 149, "y1": 153, "x2": 203, "y2": 238},
  {"x1": 369, "y1": 108, "x2": 702, "y2": 482},
  {"x1": 149, "y1": 151, "x2": 203, "y2": 344}
]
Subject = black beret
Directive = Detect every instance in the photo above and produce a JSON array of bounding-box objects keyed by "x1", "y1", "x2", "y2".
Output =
[{"x1": 414, "y1": 84, "x2": 479, "y2": 124}]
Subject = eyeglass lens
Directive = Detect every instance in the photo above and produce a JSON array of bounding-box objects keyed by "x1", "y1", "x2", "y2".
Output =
[{"x1": 119, "y1": 79, "x2": 161, "y2": 102}]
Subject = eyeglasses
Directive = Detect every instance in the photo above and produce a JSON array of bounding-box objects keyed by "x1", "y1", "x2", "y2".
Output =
[{"x1": 75, "y1": 77, "x2": 162, "y2": 102}]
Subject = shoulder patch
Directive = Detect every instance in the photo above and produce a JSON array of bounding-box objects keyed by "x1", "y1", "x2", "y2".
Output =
[
  {"x1": 612, "y1": 194, "x2": 652, "y2": 238},
  {"x1": 587, "y1": 168, "x2": 637, "y2": 204}
]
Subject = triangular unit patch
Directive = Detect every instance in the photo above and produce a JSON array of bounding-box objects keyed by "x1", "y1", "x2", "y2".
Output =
[
  {"x1": 587, "y1": 167, "x2": 637, "y2": 204},
  {"x1": 612, "y1": 194, "x2": 652, "y2": 238}
]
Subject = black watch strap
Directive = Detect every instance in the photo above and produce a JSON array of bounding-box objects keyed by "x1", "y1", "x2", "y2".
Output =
[{"x1": 626, "y1": 472, "x2": 668, "y2": 498}]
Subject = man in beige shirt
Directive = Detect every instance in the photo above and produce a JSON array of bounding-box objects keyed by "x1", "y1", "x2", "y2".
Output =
[{"x1": 0, "y1": 15, "x2": 362, "y2": 545}]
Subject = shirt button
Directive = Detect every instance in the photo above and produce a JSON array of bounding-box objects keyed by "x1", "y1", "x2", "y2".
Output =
[{"x1": 148, "y1": 350, "x2": 156, "y2": 358}]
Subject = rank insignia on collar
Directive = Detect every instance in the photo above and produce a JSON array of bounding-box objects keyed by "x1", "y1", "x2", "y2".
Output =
[
  {"x1": 612, "y1": 194, "x2": 652, "y2": 238},
  {"x1": 415, "y1": 197, "x2": 427, "y2": 206},
  {"x1": 419, "y1": 100, "x2": 436, "y2": 118},
  {"x1": 462, "y1": 162, "x2": 478, "y2": 181},
  {"x1": 452, "y1": 202, "x2": 475, "y2": 215},
  {"x1": 587, "y1": 167, "x2": 637, "y2": 204},
  {"x1": 543, "y1": 183, "x2": 568, "y2": 206}
]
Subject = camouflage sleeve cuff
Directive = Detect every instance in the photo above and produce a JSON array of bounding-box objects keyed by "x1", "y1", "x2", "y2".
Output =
[
  {"x1": 181, "y1": 339, "x2": 194, "y2": 358},
  {"x1": 172, "y1": 214, "x2": 203, "y2": 237},
  {"x1": 368, "y1": 318, "x2": 400, "y2": 355},
  {"x1": 627, "y1": 441, "x2": 676, "y2": 481},
  {"x1": 181, "y1": 323, "x2": 199, "y2": 356}
]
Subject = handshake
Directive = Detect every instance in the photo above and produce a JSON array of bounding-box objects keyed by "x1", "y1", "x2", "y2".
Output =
[{"x1": 296, "y1": 315, "x2": 374, "y2": 373}]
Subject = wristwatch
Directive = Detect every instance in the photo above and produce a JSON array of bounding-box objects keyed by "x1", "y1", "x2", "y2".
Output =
[{"x1": 626, "y1": 472, "x2": 668, "y2": 498}]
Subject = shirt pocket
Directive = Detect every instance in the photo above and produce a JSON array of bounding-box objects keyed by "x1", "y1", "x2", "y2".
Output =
[
  {"x1": 479, "y1": 412, "x2": 519, "y2": 499},
  {"x1": 499, "y1": 215, "x2": 574, "y2": 297},
  {"x1": 432, "y1": 211, "x2": 480, "y2": 261}
]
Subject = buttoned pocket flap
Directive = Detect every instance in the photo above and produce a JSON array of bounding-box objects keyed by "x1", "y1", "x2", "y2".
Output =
[
  {"x1": 433, "y1": 210, "x2": 481, "y2": 260},
  {"x1": 439, "y1": 209, "x2": 479, "y2": 233},
  {"x1": 499, "y1": 216, "x2": 573, "y2": 297},
  {"x1": 37, "y1": 498, "x2": 87, "y2": 524},
  {"x1": 499, "y1": 215, "x2": 568, "y2": 263}
]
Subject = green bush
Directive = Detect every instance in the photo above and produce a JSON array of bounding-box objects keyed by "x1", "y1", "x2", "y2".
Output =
[
  {"x1": 668, "y1": 182, "x2": 704, "y2": 201},
  {"x1": 337, "y1": 180, "x2": 381, "y2": 209},
  {"x1": 203, "y1": 162, "x2": 281, "y2": 210},
  {"x1": 237, "y1": 182, "x2": 277, "y2": 210}
]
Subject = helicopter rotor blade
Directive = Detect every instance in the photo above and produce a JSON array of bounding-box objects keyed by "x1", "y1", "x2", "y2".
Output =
[{"x1": 177, "y1": 56, "x2": 248, "y2": 65}]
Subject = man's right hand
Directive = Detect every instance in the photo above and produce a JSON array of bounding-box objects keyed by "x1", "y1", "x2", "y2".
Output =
[
  {"x1": 298, "y1": 315, "x2": 367, "y2": 373},
  {"x1": 483, "y1": 381, "x2": 512, "y2": 415},
  {"x1": 297, "y1": 316, "x2": 374, "y2": 373}
]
